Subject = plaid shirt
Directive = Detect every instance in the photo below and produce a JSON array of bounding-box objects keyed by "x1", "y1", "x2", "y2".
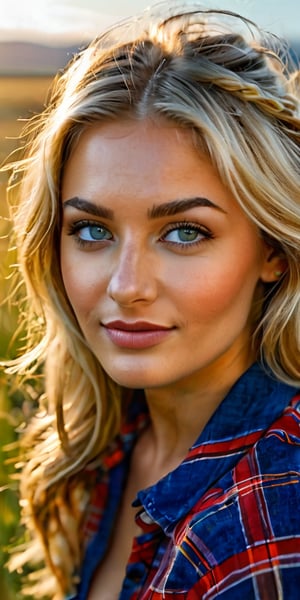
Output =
[{"x1": 72, "y1": 364, "x2": 300, "y2": 599}]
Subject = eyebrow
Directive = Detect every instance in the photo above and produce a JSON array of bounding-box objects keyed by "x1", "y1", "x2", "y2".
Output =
[
  {"x1": 148, "y1": 197, "x2": 226, "y2": 218},
  {"x1": 62, "y1": 196, "x2": 226, "y2": 219},
  {"x1": 63, "y1": 197, "x2": 114, "y2": 219}
]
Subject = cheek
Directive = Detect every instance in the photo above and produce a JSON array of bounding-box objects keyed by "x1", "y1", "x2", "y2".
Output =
[
  {"x1": 60, "y1": 255, "x2": 102, "y2": 318},
  {"x1": 175, "y1": 256, "x2": 261, "y2": 321}
]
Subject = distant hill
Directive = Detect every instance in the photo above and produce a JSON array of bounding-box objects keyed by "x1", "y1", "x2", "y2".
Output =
[
  {"x1": 0, "y1": 41, "x2": 83, "y2": 75},
  {"x1": 0, "y1": 39, "x2": 299, "y2": 77}
]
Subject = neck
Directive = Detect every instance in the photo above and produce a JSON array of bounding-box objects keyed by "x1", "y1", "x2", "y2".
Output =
[{"x1": 140, "y1": 352, "x2": 254, "y2": 478}]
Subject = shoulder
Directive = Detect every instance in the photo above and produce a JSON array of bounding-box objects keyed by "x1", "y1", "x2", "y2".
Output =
[
  {"x1": 212, "y1": 391, "x2": 300, "y2": 533},
  {"x1": 165, "y1": 393, "x2": 300, "y2": 596},
  {"x1": 253, "y1": 390, "x2": 300, "y2": 470},
  {"x1": 229, "y1": 392, "x2": 300, "y2": 538}
]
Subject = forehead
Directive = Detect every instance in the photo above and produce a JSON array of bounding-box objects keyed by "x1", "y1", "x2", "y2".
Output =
[
  {"x1": 61, "y1": 118, "x2": 251, "y2": 229},
  {"x1": 62, "y1": 117, "x2": 211, "y2": 186},
  {"x1": 66, "y1": 118, "x2": 194, "y2": 158},
  {"x1": 62, "y1": 119, "x2": 221, "y2": 197}
]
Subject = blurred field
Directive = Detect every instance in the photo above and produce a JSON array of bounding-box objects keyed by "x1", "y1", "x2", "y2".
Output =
[{"x1": 0, "y1": 75, "x2": 53, "y2": 598}]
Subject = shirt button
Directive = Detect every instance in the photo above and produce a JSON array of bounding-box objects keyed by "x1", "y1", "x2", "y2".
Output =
[
  {"x1": 139, "y1": 510, "x2": 154, "y2": 525},
  {"x1": 126, "y1": 563, "x2": 147, "y2": 583}
]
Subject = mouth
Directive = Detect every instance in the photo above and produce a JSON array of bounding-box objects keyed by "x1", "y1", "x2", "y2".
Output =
[{"x1": 101, "y1": 320, "x2": 174, "y2": 349}]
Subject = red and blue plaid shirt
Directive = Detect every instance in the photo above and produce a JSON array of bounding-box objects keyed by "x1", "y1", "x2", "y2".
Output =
[{"x1": 71, "y1": 363, "x2": 300, "y2": 599}]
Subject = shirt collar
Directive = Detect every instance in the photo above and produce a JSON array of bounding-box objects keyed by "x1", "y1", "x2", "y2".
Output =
[{"x1": 133, "y1": 363, "x2": 296, "y2": 531}]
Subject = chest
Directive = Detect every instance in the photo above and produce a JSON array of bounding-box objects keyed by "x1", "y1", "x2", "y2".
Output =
[
  {"x1": 86, "y1": 483, "x2": 144, "y2": 599},
  {"x1": 86, "y1": 449, "x2": 167, "y2": 600}
]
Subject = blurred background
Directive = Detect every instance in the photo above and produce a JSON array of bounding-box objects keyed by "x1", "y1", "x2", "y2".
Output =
[{"x1": 0, "y1": 0, "x2": 299, "y2": 598}]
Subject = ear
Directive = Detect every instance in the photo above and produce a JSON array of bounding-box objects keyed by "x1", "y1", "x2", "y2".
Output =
[{"x1": 260, "y1": 246, "x2": 287, "y2": 283}]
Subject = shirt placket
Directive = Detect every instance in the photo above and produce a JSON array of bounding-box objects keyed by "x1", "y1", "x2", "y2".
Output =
[{"x1": 120, "y1": 509, "x2": 166, "y2": 599}]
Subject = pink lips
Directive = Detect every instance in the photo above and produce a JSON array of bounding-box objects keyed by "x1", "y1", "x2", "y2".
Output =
[{"x1": 102, "y1": 320, "x2": 173, "y2": 349}]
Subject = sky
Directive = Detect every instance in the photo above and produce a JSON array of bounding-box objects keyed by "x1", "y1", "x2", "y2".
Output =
[{"x1": 0, "y1": 0, "x2": 299, "y2": 45}]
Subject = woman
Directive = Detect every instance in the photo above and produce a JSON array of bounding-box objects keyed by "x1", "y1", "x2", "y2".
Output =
[{"x1": 5, "y1": 2, "x2": 300, "y2": 599}]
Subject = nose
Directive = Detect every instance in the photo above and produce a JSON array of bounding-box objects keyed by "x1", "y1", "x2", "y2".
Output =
[{"x1": 107, "y1": 241, "x2": 158, "y2": 306}]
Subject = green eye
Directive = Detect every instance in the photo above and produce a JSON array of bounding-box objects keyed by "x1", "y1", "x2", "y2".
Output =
[
  {"x1": 79, "y1": 225, "x2": 112, "y2": 241},
  {"x1": 164, "y1": 226, "x2": 206, "y2": 244},
  {"x1": 178, "y1": 228, "x2": 199, "y2": 242}
]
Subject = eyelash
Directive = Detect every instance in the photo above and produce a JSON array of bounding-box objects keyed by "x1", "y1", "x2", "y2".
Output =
[
  {"x1": 161, "y1": 221, "x2": 214, "y2": 249},
  {"x1": 66, "y1": 219, "x2": 214, "y2": 250},
  {"x1": 67, "y1": 220, "x2": 112, "y2": 248}
]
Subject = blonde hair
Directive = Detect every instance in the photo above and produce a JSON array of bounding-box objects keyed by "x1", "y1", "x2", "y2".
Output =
[{"x1": 5, "y1": 2, "x2": 300, "y2": 597}]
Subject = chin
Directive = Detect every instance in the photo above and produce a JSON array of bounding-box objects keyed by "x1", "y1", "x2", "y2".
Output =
[{"x1": 98, "y1": 363, "x2": 168, "y2": 390}]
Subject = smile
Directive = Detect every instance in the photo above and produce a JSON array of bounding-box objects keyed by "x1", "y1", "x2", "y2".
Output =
[{"x1": 102, "y1": 320, "x2": 173, "y2": 349}]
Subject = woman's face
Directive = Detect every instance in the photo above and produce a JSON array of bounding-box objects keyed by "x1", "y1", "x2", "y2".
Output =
[{"x1": 60, "y1": 119, "x2": 278, "y2": 391}]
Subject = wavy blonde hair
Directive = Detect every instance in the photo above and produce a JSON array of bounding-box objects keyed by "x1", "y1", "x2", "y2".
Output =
[{"x1": 5, "y1": 2, "x2": 300, "y2": 597}]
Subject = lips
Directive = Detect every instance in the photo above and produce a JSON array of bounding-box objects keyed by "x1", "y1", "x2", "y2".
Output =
[
  {"x1": 102, "y1": 320, "x2": 173, "y2": 349},
  {"x1": 103, "y1": 320, "x2": 170, "y2": 331}
]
